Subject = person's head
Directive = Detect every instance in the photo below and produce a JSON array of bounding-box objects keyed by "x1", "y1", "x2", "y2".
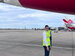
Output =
[{"x1": 45, "y1": 25, "x2": 49, "y2": 31}]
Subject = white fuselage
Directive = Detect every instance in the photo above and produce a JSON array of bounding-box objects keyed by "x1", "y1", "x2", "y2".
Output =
[{"x1": 65, "y1": 21, "x2": 75, "y2": 27}]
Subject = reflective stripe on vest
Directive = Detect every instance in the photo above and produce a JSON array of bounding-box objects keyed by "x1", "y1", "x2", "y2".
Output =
[{"x1": 43, "y1": 30, "x2": 51, "y2": 46}]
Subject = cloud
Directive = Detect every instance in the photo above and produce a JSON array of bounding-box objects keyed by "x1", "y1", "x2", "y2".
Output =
[
  {"x1": 18, "y1": 12, "x2": 60, "y2": 22},
  {"x1": 0, "y1": 3, "x2": 26, "y2": 11},
  {"x1": 0, "y1": 3, "x2": 75, "y2": 28},
  {"x1": 18, "y1": 12, "x2": 50, "y2": 18}
]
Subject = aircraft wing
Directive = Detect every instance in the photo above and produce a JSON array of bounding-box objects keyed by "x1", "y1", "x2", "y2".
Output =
[{"x1": 0, "y1": 0, "x2": 75, "y2": 14}]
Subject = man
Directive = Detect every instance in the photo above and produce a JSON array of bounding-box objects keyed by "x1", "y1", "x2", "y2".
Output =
[{"x1": 43, "y1": 25, "x2": 52, "y2": 56}]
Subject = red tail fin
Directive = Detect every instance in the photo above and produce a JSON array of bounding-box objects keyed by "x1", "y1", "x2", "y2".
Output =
[
  {"x1": 63, "y1": 19, "x2": 73, "y2": 24},
  {"x1": 63, "y1": 19, "x2": 68, "y2": 23}
]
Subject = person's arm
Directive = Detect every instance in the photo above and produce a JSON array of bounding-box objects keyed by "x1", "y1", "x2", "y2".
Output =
[
  {"x1": 50, "y1": 31, "x2": 52, "y2": 46},
  {"x1": 43, "y1": 32, "x2": 48, "y2": 46}
]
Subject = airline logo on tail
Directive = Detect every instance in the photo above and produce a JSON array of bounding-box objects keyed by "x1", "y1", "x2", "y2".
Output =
[
  {"x1": 67, "y1": 19, "x2": 73, "y2": 24},
  {"x1": 63, "y1": 17, "x2": 73, "y2": 24}
]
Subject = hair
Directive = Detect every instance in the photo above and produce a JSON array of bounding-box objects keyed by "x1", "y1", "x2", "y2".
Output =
[{"x1": 45, "y1": 25, "x2": 49, "y2": 28}]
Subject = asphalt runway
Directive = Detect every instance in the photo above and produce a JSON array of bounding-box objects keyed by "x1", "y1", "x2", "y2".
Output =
[{"x1": 0, "y1": 30, "x2": 74, "y2": 56}]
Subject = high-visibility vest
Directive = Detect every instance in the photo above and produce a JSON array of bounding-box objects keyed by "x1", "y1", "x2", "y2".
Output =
[{"x1": 43, "y1": 30, "x2": 51, "y2": 46}]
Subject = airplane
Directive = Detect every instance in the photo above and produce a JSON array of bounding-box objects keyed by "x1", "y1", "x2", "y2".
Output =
[
  {"x1": 63, "y1": 17, "x2": 75, "y2": 30},
  {"x1": 0, "y1": 0, "x2": 75, "y2": 14}
]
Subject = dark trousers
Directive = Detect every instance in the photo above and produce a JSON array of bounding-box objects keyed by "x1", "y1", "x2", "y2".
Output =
[{"x1": 43, "y1": 46, "x2": 51, "y2": 56}]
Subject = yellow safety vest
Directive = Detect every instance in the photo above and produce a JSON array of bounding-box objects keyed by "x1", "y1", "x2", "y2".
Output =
[{"x1": 43, "y1": 30, "x2": 51, "y2": 46}]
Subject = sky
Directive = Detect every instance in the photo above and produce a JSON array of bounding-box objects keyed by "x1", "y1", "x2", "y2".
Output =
[{"x1": 0, "y1": 3, "x2": 75, "y2": 29}]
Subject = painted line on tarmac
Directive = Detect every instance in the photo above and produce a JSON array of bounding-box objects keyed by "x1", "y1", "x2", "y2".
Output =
[{"x1": 23, "y1": 44, "x2": 73, "y2": 50}]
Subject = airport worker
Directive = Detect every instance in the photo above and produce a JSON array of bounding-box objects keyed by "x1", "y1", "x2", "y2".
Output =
[{"x1": 43, "y1": 25, "x2": 52, "y2": 56}]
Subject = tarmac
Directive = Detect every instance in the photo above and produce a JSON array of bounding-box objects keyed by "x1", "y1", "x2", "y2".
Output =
[{"x1": 0, "y1": 30, "x2": 74, "y2": 56}]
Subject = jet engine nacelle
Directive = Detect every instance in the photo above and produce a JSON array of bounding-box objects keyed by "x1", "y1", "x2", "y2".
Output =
[{"x1": 0, "y1": 0, "x2": 21, "y2": 6}]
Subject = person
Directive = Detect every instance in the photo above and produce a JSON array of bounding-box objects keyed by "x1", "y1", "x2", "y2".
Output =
[{"x1": 43, "y1": 25, "x2": 52, "y2": 56}]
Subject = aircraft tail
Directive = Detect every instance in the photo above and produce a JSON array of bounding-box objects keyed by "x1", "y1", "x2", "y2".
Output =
[{"x1": 63, "y1": 19, "x2": 73, "y2": 24}]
